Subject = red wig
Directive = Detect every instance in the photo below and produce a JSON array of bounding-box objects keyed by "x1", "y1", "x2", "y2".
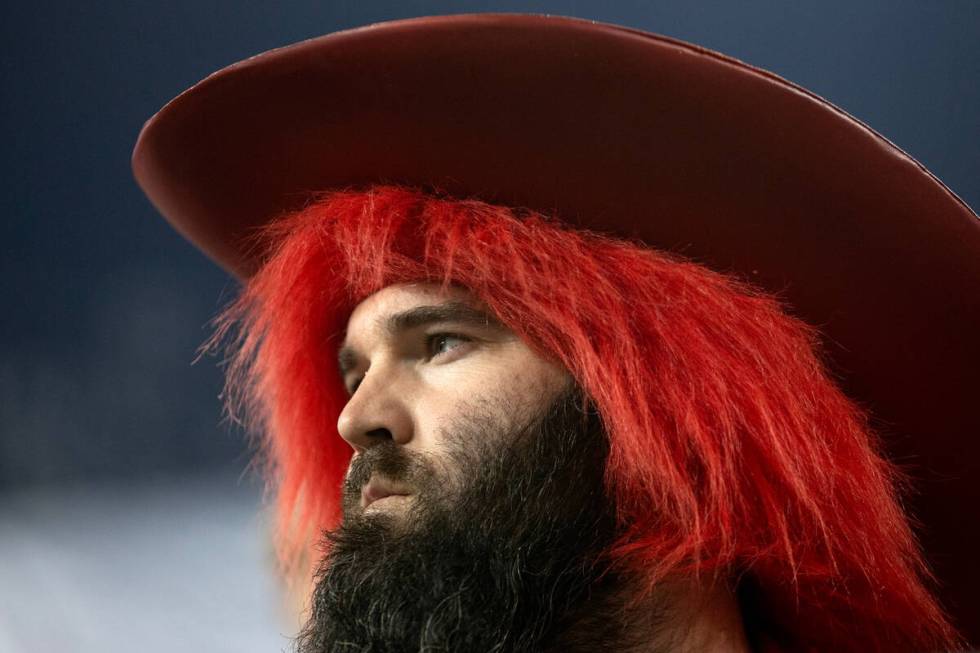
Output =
[{"x1": 212, "y1": 185, "x2": 957, "y2": 651}]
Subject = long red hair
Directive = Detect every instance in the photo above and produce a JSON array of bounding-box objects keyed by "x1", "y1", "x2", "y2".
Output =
[{"x1": 211, "y1": 185, "x2": 957, "y2": 651}]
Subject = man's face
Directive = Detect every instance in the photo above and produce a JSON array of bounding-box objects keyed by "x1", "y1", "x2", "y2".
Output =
[
  {"x1": 335, "y1": 282, "x2": 571, "y2": 520},
  {"x1": 298, "y1": 283, "x2": 626, "y2": 652}
]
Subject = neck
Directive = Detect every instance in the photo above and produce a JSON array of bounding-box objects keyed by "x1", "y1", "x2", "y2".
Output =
[{"x1": 550, "y1": 574, "x2": 751, "y2": 653}]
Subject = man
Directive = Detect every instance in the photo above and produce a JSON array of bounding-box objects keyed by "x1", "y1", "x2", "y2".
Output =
[{"x1": 132, "y1": 15, "x2": 979, "y2": 652}]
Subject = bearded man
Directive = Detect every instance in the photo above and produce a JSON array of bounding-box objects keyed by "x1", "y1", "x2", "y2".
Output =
[{"x1": 132, "y1": 15, "x2": 979, "y2": 652}]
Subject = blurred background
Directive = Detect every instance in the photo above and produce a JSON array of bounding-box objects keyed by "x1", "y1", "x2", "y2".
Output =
[{"x1": 2, "y1": 1, "x2": 978, "y2": 651}]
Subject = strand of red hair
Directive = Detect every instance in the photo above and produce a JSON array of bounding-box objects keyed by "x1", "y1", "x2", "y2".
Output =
[{"x1": 207, "y1": 185, "x2": 959, "y2": 651}]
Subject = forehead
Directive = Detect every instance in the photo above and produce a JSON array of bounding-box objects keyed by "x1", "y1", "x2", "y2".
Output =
[{"x1": 344, "y1": 282, "x2": 488, "y2": 340}]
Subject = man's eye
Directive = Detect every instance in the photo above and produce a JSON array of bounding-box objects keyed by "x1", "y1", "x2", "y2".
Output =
[{"x1": 426, "y1": 333, "x2": 469, "y2": 359}]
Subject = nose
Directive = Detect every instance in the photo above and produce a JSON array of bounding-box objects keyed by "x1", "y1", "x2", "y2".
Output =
[{"x1": 336, "y1": 365, "x2": 414, "y2": 453}]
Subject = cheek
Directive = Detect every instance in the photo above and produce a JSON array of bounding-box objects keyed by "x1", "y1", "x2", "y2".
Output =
[{"x1": 418, "y1": 350, "x2": 570, "y2": 443}]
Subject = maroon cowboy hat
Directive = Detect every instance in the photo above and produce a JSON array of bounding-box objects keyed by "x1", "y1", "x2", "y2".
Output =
[{"x1": 131, "y1": 14, "x2": 980, "y2": 641}]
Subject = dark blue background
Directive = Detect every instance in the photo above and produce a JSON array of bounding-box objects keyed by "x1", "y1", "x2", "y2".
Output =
[{"x1": 3, "y1": 1, "x2": 978, "y2": 490}]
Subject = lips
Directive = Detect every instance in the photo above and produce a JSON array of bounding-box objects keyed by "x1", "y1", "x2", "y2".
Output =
[{"x1": 360, "y1": 476, "x2": 411, "y2": 509}]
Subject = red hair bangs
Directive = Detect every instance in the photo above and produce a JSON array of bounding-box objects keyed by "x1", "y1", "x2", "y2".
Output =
[{"x1": 212, "y1": 185, "x2": 956, "y2": 651}]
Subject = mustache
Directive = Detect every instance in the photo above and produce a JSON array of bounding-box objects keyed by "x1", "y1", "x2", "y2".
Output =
[{"x1": 342, "y1": 441, "x2": 430, "y2": 512}]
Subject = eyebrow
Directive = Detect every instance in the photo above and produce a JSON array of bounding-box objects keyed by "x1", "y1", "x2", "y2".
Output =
[{"x1": 337, "y1": 301, "x2": 505, "y2": 377}]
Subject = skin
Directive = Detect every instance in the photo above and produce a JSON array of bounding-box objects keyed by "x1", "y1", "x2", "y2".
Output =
[
  {"x1": 336, "y1": 282, "x2": 571, "y2": 511},
  {"x1": 331, "y1": 281, "x2": 750, "y2": 652}
]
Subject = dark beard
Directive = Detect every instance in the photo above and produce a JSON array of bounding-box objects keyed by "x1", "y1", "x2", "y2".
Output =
[{"x1": 296, "y1": 386, "x2": 624, "y2": 653}]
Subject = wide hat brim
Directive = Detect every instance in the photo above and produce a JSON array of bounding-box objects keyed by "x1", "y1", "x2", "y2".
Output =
[{"x1": 131, "y1": 14, "x2": 980, "y2": 639}]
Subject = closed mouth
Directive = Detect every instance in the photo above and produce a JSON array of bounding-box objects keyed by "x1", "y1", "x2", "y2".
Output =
[{"x1": 360, "y1": 476, "x2": 412, "y2": 509}]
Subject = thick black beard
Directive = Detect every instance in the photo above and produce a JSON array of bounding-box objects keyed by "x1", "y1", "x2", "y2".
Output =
[{"x1": 296, "y1": 387, "x2": 626, "y2": 653}]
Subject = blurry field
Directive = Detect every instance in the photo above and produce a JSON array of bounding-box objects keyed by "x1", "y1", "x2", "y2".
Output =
[{"x1": 0, "y1": 472, "x2": 292, "y2": 652}]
